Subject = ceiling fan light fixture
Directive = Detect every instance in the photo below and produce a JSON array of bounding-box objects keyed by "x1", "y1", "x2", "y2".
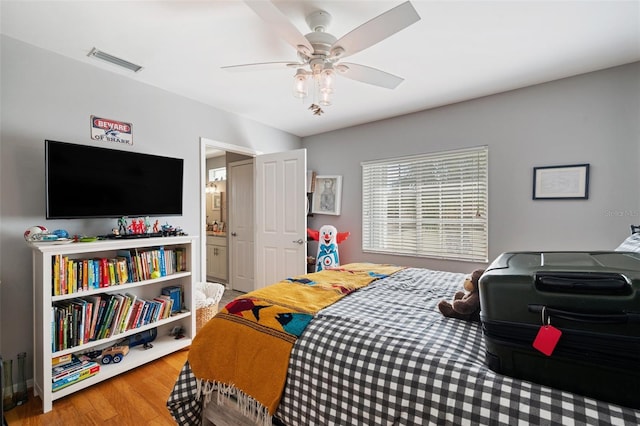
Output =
[
  {"x1": 320, "y1": 64, "x2": 335, "y2": 94},
  {"x1": 318, "y1": 90, "x2": 332, "y2": 107},
  {"x1": 292, "y1": 69, "x2": 309, "y2": 99}
]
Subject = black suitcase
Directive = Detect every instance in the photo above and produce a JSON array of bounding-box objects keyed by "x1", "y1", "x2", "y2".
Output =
[{"x1": 479, "y1": 251, "x2": 640, "y2": 409}]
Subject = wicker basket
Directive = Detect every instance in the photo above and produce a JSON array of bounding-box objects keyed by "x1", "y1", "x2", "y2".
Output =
[
  {"x1": 196, "y1": 303, "x2": 219, "y2": 332},
  {"x1": 195, "y1": 282, "x2": 225, "y2": 332}
]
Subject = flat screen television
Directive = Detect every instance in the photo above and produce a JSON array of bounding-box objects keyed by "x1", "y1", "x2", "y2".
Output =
[{"x1": 45, "y1": 140, "x2": 184, "y2": 219}]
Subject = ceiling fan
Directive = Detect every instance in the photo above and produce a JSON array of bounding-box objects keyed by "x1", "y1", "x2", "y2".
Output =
[{"x1": 222, "y1": 1, "x2": 421, "y2": 112}]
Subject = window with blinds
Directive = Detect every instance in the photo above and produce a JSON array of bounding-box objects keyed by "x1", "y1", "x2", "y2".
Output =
[{"x1": 362, "y1": 146, "x2": 488, "y2": 262}]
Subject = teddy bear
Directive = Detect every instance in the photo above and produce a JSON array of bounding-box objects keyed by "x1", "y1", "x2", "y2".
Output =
[{"x1": 437, "y1": 269, "x2": 485, "y2": 322}]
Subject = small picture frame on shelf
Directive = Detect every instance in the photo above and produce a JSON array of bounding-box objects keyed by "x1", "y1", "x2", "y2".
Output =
[{"x1": 312, "y1": 175, "x2": 342, "y2": 215}]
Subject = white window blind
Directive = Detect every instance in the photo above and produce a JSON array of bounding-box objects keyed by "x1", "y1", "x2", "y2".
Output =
[{"x1": 362, "y1": 146, "x2": 488, "y2": 262}]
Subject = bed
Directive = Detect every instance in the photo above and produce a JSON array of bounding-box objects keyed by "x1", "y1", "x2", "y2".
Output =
[{"x1": 168, "y1": 243, "x2": 640, "y2": 425}]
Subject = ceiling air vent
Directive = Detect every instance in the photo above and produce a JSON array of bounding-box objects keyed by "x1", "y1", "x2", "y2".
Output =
[{"x1": 87, "y1": 47, "x2": 143, "y2": 73}]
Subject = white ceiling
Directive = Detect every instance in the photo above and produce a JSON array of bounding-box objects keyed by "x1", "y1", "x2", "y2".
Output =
[{"x1": 2, "y1": 1, "x2": 639, "y2": 138}]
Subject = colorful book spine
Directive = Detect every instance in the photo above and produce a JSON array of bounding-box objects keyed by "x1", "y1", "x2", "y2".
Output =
[
  {"x1": 52, "y1": 255, "x2": 60, "y2": 296},
  {"x1": 162, "y1": 286, "x2": 182, "y2": 314},
  {"x1": 60, "y1": 256, "x2": 67, "y2": 295},
  {"x1": 52, "y1": 362, "x2": 100, "y2": 392},
  {"x1": 100, "y1": 258, "x2": 109, "y2": 287},
  {"x1": 51, "y1": 353, "x2": 72, "y2": 367},
  {"x1": 159, "y1": 246, "x2": 167, "y2": 276}
]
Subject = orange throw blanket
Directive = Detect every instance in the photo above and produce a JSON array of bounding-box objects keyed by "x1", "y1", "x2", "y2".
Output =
[{"x1": 188, "y1": 263, "x2": 404, "y2": 422}]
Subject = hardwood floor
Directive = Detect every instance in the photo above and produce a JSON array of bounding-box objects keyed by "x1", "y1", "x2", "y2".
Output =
[{"x1": 4, "y1": 348, "x2": 188, "y2": 425}]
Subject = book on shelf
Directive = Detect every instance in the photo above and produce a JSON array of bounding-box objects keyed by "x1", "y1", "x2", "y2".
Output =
[
  {"x1": 127, "y1": 300, "x2": 145, "y2": 330},
  {"x1": 156, "y1": 294, "x2": 174, "y2": 319},
  {"x1": 52, "y1": 255, "x2": 60, "y2": 296},
  {"x1": 107, "y1": 294, "x2": 126, "y2": 337},
  {"x1": 52, "y1": 354, "x2": 90, "y2": 379},
  {"x1": 66, "y1": 259, "x2": 75, "y2": 294},
  {"x1": 153, "y1": 296, "x2": 171, "y2": 320},
  {"x1": 162, "y1": 286, "x2": 182, "y2": 314},
  {"x1": 52, "y1": 292, "x2": 180, "y2": 350},
  {"x1": 52, "y1": 295, "x2": 99, "y2": 350},
  {"x1": 175, "y1": 247, "x2": 187, "y2": 272},
  {"x1": 116, "y1": 250, "x2": 135, "y2": 283},
  {"x1": 108, "y1": 260, "x2": 116, "y2": 286},
  {"x1": 51, "y1": 353, "x2": 72, "y2": 367},
  {"x1": 117, "y1": 293, "x2": 137, "y2": 334},
  {"x1": 145, "y1": 300, "x2": 156, "y2": 324},
  {"x1": 87, "y1": 295, "x2": 102, "y2": 341},
  {"x1": 138, "y1": 300, "x2": 152, "y2": 326},
  {"x1": 51, "y1": 246, "x2": 186, "y2": 296},
  {"x1": 99, "y1": 258, "x2": 109, "y2": 288},
  {"x1": 151, "y1": 299, "x2": 163, "y2": 322},
  {"x1": 157, "y1": 248, "x2": 164, "y2": 276},
  {"x1": 112, "y1": 293, "x2": 128, "y2": 334},
  {"x1": 90, "y1": 297, "x2": 108, "y2": 341},
  {"x1": 80, "y1": 260, "x2": 87, "y2": 291},
  {"x1": 52, "y1": 362, "x2": 100, "y2": 392},
  {"x1": 97, "y1": 295, "x2": 120, "y2": 340},
  {"x1": 69, "y1": 298, "x2": 91, "y2": 345}
]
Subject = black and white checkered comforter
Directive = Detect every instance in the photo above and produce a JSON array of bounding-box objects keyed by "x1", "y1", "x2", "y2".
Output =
[{"x1": 168, "y1": 267, "x2": 640, "y2": 425}]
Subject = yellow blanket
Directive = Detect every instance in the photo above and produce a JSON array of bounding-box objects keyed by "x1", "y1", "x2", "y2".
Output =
[{"x1": 188, "y1": 263, "x2": 404, "y2": 420}]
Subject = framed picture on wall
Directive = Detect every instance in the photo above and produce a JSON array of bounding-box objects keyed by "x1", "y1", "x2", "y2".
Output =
[
  {"x1": 312, "y1": 175, "x2": 342, "y2": 215},
  {"x1": 213, "y1": 193, "x2": 221, "y2": 209},
  {"x1": 533, "y1": 164, "x2": 590, "y2": 200}
]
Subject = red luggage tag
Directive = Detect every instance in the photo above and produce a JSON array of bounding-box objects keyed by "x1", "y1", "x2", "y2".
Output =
[{"x1": 532, "y1": 307, "x2": 562, "y2": 356}]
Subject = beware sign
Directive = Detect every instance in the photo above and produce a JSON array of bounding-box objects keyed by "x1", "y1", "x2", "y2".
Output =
[{"x1": 90, "y1": 115, "x2": 133, "y2": 145}]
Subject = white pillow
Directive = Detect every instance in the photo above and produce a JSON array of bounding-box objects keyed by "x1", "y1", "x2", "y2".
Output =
[{"x1": 615, "y1": 233, "x2": 640, "y2": 252}]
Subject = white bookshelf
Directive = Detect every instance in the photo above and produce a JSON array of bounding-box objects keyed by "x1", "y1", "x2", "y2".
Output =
[{"x1": 30, "y1": 236, "x2": 196, "y2": 413}]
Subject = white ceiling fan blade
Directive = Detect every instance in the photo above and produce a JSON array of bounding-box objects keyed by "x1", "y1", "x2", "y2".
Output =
[
  {"x1": 337, "y1": 63, "x2": 404, "y2": 89},
  {"x1": 331, "y1": 1, "x2": 420, "y2": 59},
  {"x1": 222, "y1": 61, "x2": 300, "y2": 72},
  {"x1": 245, "y1": 1, "x2": 313, "y2": 55}
]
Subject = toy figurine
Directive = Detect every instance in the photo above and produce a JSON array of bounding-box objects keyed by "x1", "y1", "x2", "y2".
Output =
[
  {"x1": 307, "y1": 225, "x2": 350, "y2": 271},
  {"x1": 127, "y1": 220, "x2": 136, "y2": 234},
  {"x1": 153, "y1": 220, "x2": 160, "y2": 233},
  {"x1": 118, "y1": 217, "x2": 128, "y2": 235},
  {"x1": 162, "y1": 223, "x2": 175, "y2": 236}
]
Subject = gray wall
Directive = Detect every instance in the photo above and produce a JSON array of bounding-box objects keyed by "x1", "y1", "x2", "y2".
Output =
[
  {"x1": 0, "y1": 36, "x2": 301, "y2": 370},
  {"x1": 305, "y1": 62, "x2": 640, "y2": 273}
]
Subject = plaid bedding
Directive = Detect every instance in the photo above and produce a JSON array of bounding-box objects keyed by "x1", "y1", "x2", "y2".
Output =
[
  {"x1": 616, "y1": 233, "x2": 640, "y2": 252},
  {"x1": 168, "y1": 267, "x2": 640, "y2": 425}
]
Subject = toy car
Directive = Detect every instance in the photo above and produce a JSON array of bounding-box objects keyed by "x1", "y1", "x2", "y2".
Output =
[
  {"x1": 85, "y1": 344, "x2": 130, "y2": 365},
  {"x1": 99, "y1": 345, "x2": 129, "y2": 364}
]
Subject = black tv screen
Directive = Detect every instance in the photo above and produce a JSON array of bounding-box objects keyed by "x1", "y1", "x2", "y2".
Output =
[{"x1": 46, "y1": 140, "x2": 184, "y2": 219}]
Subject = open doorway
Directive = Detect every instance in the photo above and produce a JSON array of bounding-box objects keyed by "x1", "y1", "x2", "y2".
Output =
[{"x1": 200, "y1": 137, "x2": 259, "y2": 291}]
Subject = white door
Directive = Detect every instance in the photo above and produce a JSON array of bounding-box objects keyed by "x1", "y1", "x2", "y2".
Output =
[
  {"x1": 229, "y1": 159, "x2": 254, "y2": 293},
  {"x1": 255, "y1": 149, "x2": 307, "y2": 289}
]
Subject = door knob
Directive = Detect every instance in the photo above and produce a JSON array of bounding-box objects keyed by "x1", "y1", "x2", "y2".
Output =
[
  {"x1": 231, "y1": 232, "x2": 237, "y2": 236},
  {"x1": 292, "y1": 239, "x2": 304, "y2": 245}
]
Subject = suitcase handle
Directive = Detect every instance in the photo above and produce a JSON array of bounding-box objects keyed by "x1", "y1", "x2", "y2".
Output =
[
  {"x1": 535, "y1": 272, "x2": 631, "y2": 295},
  {"x1": 528, "y1": 304, "x2": 638, "y2": 324}
]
